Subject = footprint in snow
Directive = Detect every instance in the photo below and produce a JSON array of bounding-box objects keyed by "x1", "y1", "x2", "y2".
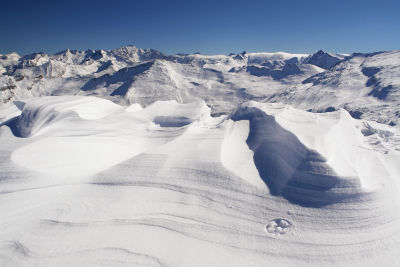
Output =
[{"x1": 265, "y1": 219, "x2": 292, "y2": 235}]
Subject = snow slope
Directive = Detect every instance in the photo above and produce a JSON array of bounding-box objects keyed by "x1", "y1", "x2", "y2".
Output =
[{"x1": 0, "y1": 96, "x2": 399, "y2": 266}]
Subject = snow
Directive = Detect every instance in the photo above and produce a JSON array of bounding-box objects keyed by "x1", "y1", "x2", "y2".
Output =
[
  {"x1": 249, "y1": 102, "x2": 398, "y2": 191},
  {"x1": 0, "y1": 95, "x2": 399, "y2": 266},
  {"x1": 246, "y1": 52, "x2": 309, "y2": 63},
  {"x1": 2, "y1": 47, "x2": 400, "y2": 125},
  {"x1": 1, "y1": 46, "x2": 400, "y2": 266},
  {"x1": 0, "y1": 104, "x2": 21, "y2": 124},
  {"x1": 221, "y1": 119, "x2": 265, "y2": 189}
]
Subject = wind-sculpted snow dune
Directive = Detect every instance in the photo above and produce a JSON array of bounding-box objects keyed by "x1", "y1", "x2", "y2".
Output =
[
  {"x1": 230, "y1": 106, "x2": 362, "y2": 207},
  {"x1": 0, "y1": 96, "x2": 400, "y2": 266}
]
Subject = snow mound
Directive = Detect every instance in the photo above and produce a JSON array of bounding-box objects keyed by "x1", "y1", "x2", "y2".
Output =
[
  {"x1": 248, "y1": 102, "x2": 399, "y2": 191},
  {"x1": 230, "y1": 105, "x2": 361, "y2": 207},
  {"x1": 7, "y1": 97, "x2": 214, "y2": 179},
  {"x1": 12, "y1": 96, "x2": 123, "y2": 137}
]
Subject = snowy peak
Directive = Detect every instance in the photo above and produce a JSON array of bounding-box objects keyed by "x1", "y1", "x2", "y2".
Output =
[
  {"x1": 110, "y1": 45, "x2": 166, "y2": 63},
  {"x1": 82, "y1": 61, "x2": 155, "y2": 97},
  {"x1": 304, "y1": 50, "x2": 343, "y2": 69},
  {"x1": 0, "y1": 52, "x2": 20, "y2": 75},
  {"x1": 0, "y1": 52, "x2": 20, "y2": 63},
  {"x1": 246, "y1": 52, "x2": 308, "y2": 64}
]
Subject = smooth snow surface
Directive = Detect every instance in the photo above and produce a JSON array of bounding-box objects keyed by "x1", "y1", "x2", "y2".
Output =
[{"x1": 1, "y1": 95, "x2": 400, "y2": 267}]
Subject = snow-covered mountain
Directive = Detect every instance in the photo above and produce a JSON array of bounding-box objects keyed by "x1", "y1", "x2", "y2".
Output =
[
  {"x1": 2, "y1": 46, "x2": 399, "y2": 126},
  {"x1": 0, "y1": 46, "x2": 400, "y2": 267}
]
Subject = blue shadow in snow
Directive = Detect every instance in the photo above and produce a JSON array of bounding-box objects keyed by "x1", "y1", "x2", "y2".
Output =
[{"x1": 231, "y1": 107, "x2": 360, "y2": 207}]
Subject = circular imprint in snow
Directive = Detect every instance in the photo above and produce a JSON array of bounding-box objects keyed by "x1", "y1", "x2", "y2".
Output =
[{"x1": 265, "y1": 219, "x2": 292, "y2": 235}]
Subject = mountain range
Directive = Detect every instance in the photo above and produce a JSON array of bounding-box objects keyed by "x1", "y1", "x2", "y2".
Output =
[{"x1": 2, "y1": 46, "x2": 399, "y2": 126}]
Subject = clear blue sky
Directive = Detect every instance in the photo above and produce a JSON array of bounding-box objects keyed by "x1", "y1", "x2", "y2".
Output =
[{"x1": 1, "y1": 0, "x2": 399, "y2": 56}]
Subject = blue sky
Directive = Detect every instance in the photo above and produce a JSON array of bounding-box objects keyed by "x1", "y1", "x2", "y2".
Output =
[{"x1": 1, "y1": 0, "x2": 399, "y2": 55}]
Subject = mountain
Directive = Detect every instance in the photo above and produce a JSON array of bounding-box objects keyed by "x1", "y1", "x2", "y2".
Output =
[
  {"x1": 1, "y1": 46, "x2": 399, "y2": 126},
  {"x1": 303, "y1": 49, "x2": 345, "y2": 69},
  {"x1": 1, "y1": 46, "x2": 400, "y2": 266}
]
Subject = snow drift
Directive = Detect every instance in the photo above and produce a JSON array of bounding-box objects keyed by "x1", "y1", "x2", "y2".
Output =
[{"x1": 0, "y1": 96, "x2": 399, "y2": 266}]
